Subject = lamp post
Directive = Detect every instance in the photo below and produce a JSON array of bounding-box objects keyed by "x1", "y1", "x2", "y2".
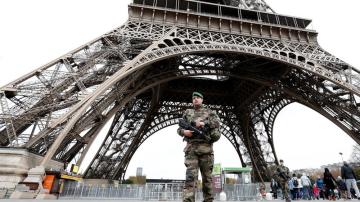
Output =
[{"x1": 339, "y1": 152, "x2": 344, "y2": 162}]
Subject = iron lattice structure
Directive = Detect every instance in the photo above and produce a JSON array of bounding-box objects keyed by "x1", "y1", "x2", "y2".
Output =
[{"x1": 1, "y1": 0, "x2": 360, "y2": 181}]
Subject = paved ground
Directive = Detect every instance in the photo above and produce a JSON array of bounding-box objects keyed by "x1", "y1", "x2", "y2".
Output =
[{"x1": 0, "y1": 200, "x2": 354, "y2": 202}]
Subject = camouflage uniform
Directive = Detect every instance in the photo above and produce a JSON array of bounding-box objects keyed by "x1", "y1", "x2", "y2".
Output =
[
  {"x1": 178, "y1": 105, "x2": 221, "y2": 202},
  {"x1": 273, "y1": 164, "x2": 291, "y2": 201}
]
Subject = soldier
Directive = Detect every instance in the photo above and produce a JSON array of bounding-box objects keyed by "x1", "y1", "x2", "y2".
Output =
[
  {"x1": 177, "y1": 91, "x2": 221, "y2": 202},
  {"x1": 273, "y1": 159, "x2": 291, "y2": 202}
]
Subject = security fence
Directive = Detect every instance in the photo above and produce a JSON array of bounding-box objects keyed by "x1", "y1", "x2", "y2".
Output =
[
  {"x1": 59, "y1": 182, "x2": 260, "y2": 200},
  {"x1": 223, "y1": 184, "x2": 260, "y2": 201},
  {"x1": 0, "y1": 187, "x2": 15, "y2": 199}
]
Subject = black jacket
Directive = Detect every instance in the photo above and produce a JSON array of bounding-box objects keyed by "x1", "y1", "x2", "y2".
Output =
[{"x1": 341, "y1": 164, "x2": 357, "y2": 180}]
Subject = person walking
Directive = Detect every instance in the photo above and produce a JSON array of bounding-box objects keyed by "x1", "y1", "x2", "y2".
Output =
[
  {"x1": 288, "y1": 178, "x2": 295, "y2": 200},
  {"x1": 323, "y1": 168, "x2": 337, "y2": 200},
  {"x1": 341, "y1": 162, "x2": 360, "y2": 199},
  {"x1": 336, "y1": 176, "x2": 348, "y2": 200},
  {"x1": 273, "y1": 159, "x2": 291, "y2": 202},
  {"x1": 301, "y1": 173, "x2": 312, "y2": 200},
  {"x1": 316, "y1": 176, "x2": 325, "y2": 200},
  {"x1": 271, "y1": 178, "x2": 279, "y2": 199},
  {"x1": 313, "y1": 183, "x2": 320, "y2": 200},
  {"x1": 291, "y1": 174, "x2": 300, "y2": 200}
]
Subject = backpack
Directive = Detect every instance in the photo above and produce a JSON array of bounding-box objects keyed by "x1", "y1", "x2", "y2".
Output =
[{"x1": 293, "y1": 178, "x2": 299, "y2": 187}]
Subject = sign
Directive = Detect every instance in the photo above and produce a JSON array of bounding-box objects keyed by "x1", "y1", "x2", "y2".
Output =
[
  {"x1": 43, "y1": 175, "x2": 55, "y2": 191},
  {"x1": 60, "y1": 174, "x2": 82, "y2": 181},
  {"x1": 71, "y1": 164, "x2": 79, "y2": 174},
  {"x1": 222, "y1": 167, "x2": 252, "y2": 172},
  {"x1": 212, "y1": 163, "x2": 221, "y2": 175},
  {"x1": 212, "y1": 175, "x2": 222, "y2": 193}
]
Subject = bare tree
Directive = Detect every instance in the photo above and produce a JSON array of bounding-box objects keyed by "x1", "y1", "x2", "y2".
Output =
[{"x1": 350, "y1": 145, "x2": 360, "y2": 162}]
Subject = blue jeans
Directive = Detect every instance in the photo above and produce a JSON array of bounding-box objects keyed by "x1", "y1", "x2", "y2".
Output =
[{"x1": 302, "y1": 186, "x2": 311, "y2": 199}]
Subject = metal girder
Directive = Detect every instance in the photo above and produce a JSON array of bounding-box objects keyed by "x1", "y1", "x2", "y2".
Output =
[
  {"x1": 0, "y1": 91, "x2": 18, "y2": 146},
  {"x1": 84, "y1": 93, "x2": 156, "y2": 179},
  {"x1": 1, "y1": 1, "x2": 360, "y2": 183},
  {"x1": 69, "y1": 59, "x2": 360, "y2": 181}
]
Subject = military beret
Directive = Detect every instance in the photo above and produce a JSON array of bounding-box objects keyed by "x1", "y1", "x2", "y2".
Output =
[{"x1": 192, "y1": 91, "x2": 203, "y2": 99}]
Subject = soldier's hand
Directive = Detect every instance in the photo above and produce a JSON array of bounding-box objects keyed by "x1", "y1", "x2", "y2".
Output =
[
  {"x1": 195, "y1": 121, "x2": 205, "y2": 128},
  {"x1": 183, "y1": 130, "x2": 193, "y2": 137}
]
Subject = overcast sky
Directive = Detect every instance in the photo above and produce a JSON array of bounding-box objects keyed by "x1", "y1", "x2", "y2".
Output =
[{"x1": 0, "y1": 0, "x2": 359, "y2": 180}]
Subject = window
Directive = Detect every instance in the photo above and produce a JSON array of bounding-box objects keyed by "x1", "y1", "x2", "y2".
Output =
[
  {"x1": 296, "y1": 19, "x2": 306, "y2": 28},
  {"x1": 278, "y1": 16, "x2": 288, "y2": 26},
  {"x1": 286, "y1": 17, "x2": 296, "y2": 27},
  {"x1": 241, "y1": 10, "x2": 258, "y2": 21},
  {"x1": 221, "y1": 6, "x2": 239, "y2": 18},
  {"x1": 267, "y1": 14, "x2": 277, "y2": 25},
  {"x1": 156, "y1": 0, "x2": 166, "y2": 8},
  {"x1": 178, "y1": 0, "x2": 188, "y2": 11},
  {"x1": 201, "y1": 3, "x2": 218, "y2": 15},
  {"x1": 188, "y1": 1, "x2": 198, "y2": 12},
  {"x1": 144, "y1": 0, "x2": 155, "y2": 6},
  {"x1": 260, "y1": 13, "x2": 270, "y2": 23},
  {"x1": 167, "y1": 0, "x2": 177, "y2": 9},
  {"x1": 133, "y1": 0, "x2": 143, "y2": 4}
]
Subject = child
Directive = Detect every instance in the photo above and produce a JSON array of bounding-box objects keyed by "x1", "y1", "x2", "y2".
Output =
[
  {"x1": 313, "y1": 184, "x2": 320, "y2": 200},
  {"x1": 336, "y1": 176, "x2": 347, "y2": 199}
]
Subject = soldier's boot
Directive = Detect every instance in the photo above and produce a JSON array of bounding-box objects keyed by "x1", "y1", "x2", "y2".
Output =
[{"x1": 285, "y1": 198, "x2": 291, "y2": 202}]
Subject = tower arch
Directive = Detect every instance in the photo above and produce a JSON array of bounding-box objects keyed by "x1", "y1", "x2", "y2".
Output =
[{"x1": 1, "y1": 0, "x2": 360, "y2": 184}]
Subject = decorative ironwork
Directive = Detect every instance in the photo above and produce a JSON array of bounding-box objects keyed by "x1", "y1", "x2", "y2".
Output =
[{"x1": 0, "y1": 0, "x2": 359, "y2": 182}]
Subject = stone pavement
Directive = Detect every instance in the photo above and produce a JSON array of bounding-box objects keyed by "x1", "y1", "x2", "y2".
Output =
[{"x1": 0, "y1": 200, "x2": 352, "y2": 202}]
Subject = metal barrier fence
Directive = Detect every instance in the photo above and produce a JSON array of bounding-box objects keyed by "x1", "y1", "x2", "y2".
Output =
[
  {"x1": 223, "y1": 184, "x2": 260, "y2": 201},
  {"x1": 0, "y1": 187, "x2": 15, "y2": 199},
  {"x1": 59, "y1": 182, "x2": 260, "y2": 200}
]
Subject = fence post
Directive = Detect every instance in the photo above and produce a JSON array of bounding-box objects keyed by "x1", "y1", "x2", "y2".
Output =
[
  {"x1": 80, "y1": 184, "x2": 84, "y2": 198},
  {"x1": 144, "y1": 184, "x2": 147, "y2": 200}
]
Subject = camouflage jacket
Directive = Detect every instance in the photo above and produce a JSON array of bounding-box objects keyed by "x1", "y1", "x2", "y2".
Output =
[
  {"x1": 177, "y1": 105, "x2": 221, "y2": 144},
  {"x1": 275, "y1": 164, "x2": 290, "y2": 181}
]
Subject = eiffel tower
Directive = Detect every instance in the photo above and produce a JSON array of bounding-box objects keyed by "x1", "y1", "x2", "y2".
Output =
[{"x1": 1, "y1": 0, "x2": 360, "y2": 184}]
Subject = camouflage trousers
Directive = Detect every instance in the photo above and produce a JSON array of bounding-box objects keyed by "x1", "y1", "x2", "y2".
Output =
[
  {"x1": 278, "y1": 179, "x2": 290, "y2": 200},
  {"x1": 183, "y1": 143, "x2": 214, "y2": 202}
]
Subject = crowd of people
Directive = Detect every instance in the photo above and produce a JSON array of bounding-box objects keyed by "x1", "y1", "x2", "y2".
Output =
[{"x1": 272, "y1": 161, "x2": 360, "y2": 201}]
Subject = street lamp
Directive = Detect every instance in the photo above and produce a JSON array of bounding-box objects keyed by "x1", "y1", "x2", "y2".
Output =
[{"x1": 339, "y1": 152, "x2": 344, "y2": 162}]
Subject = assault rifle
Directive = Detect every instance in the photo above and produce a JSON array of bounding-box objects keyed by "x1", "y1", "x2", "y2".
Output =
[
  {"x1": 178, "y1": 118, "x2": 211, "y2": 142},
  {"x1": 276, "y1": 168, "x2": 289, "y2": 180}
]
